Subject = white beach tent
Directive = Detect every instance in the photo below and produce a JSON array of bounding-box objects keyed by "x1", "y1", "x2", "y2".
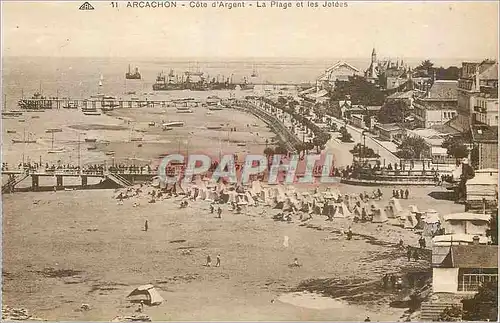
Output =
[
  {"x1": 127, "y1": 284, "x2": 164, "y2": 306},
  {"x1": 333, "y1": 202, "x2": 351, "y2": 218},
  {"x1": 371, "y1": 206, "x2": 389, "y2": 223},
  {"x1": 387, "y1": 198, "x2": 404, "y2": 218}
]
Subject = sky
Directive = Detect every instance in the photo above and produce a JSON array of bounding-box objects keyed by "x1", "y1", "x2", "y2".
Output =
[{"x1": 1, "y1": 1, "x2": 499, "y2": 59}]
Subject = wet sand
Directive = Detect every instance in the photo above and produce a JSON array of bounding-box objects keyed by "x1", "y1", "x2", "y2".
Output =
[{"x1": 2, "y1": 184, "x2": 462, "y2": 321}]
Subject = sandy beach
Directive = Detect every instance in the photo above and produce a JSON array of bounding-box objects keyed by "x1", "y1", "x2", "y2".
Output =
[{"x1": 2, "y1": 181, "x2": 463, "y2": 321}]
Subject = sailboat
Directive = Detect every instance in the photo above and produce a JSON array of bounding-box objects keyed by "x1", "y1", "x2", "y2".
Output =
[
  {"x1": 46, "y1": 128, "x2": 65, "y2": 153},
  {"x1": 251, "y1": 64, "x2": 258, "y2": 78},
  {"x1": 12, "y1": 129, "x2": 36, "y2": 144}
]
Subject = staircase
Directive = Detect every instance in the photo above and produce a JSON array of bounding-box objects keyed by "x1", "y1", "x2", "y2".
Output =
[
  {"x1": 2, "y1": 172, "x2": 29, "y2": 193},
  {"x1": 106, "y1": 173, "x2": 132, "y2": 187},
  {"x1": 420, "y1": 301, "x2": 462, "y2": 321}
]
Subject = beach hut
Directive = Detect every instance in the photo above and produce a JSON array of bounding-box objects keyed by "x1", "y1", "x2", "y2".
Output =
[
  {"x1": 387, "y1": 197, "x2": 404, "y2": 218},
  {"x1": 403, "y1": 211, "x2": 419, "y2": 229},
  {"x1": 371, "y1": 206, "x2": 389, "y2": 223},
  {"x1": 127, "y1": 284, "x2": 164, "y2": 306}
]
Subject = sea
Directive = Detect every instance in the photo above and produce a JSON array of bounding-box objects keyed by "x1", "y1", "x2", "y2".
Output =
[{"x1": 1, "y1": 56, "x2": 466, "y2": 108}]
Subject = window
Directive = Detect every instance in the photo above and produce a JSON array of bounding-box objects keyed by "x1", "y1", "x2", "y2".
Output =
[{"x1": 458, "y1": 268, "x2": 498, "y2": 292}]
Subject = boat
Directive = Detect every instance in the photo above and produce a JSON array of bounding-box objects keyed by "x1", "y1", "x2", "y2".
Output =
[
  {"x1": 163, "y1": 127, "x2": 173, "y2": 131},
  {"x1": 152, "y1": 71, "x2": 184, "y2": 91},
  {"x1": 6, "y1": 130, "x2": 17, "y2": 134},
  {"x1": 237, "y1": 143, "x2": 247, "y2": 147},
  {"x1": 135, "y1": 129, "x2": 147, "y2": 133},
  {"x1": 31, "y1": 115, "x2": 40, "y2": 119},
  {"x1": 208, "y1": 106, "x2": 224, "y2": 111},
  {"x1": 176, "y1": 106, "x2": 191, "y2": 111},
  {"x1": 85, "y1": 138, "x2": 97, "y2": 143},
  {"x1": 130, "y1": 137, "x2": 143, "y2": 142},
  {"x1": 125, "y1": 64, "x2": 141, "y2": 80},
  {"x1": 105, "y1": 151, "x2": 115, "y2": 156},
  {"x1": 162, "y1": 121, "x2": 185, "y2": 127},
  {"x1": 12, "y1": 139, "x2": 36, "y2": 144},
  {"x1": 18, "y1": 119, "x2": 26, "y2": 122},
  {"x1": 48, "y1": 148, "x2": 65, "y2": 154},
  {"x1": 87, "y1": 146, "x2": 97, "y2": 151},
  {"x1": 99, "y1": 74, "x2": 103, "y2": 87},
  {"x1": 148, "y1": 121, "x2": 156, "y2": 126},
  {"x1": 126, "y1": 91, "x2": 136, "y2": 95},
  {"x1": 84, "y1": 111, "x2": 102, "y2": 116},
  {"x1": 2, "y1": 111, "x2": 23, "y2": 117},
  {"x1": 206, "y1": 125, "x2": 222, "y2": 130},
  {"x1": 12, "y1": 129, "x2": 36, "y2": 143},
  {"x1": 176, "y1": 109, "x2": 193, "y2": 114}
]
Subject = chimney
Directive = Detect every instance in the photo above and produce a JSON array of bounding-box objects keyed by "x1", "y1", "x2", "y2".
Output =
[
  {"x1": 475, "y1": 65, "x2": 481, "y2": 92},
  {"x1": 472, "y1": 236, "x2": 480, "y2": 245}
]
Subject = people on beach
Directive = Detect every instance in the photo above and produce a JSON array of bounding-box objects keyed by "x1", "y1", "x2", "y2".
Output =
[
  {"x1": 144, "y1": 220, "x2": 148, "y2": 232},
  {"x1": 364, "y1": 316, "x2": 371, "y2": 322},
  {"x1": 382, "y1": 274, "x2": 389, "y2": 289},
  {"x1": 217, "y1": 207, "x2": 222, "y2": 219},
  {"x1": 210, "y1": 204, "x2": 214, "y2": 214},
  {"x1": 405, "y1": 188, "x2": 409, "y2": 199},
  {"x1": 206, "y1": 255, "x2": 212, "y2": 267},
  {"x1": 215, "y1": 254, "x2": 221, "y2": 267},
  {"x1": 346, "y1": 227, "x2": 353, "y2": 240},
  {"x1": 407, "y1": 246, "x2": 412, "y2": 262}
]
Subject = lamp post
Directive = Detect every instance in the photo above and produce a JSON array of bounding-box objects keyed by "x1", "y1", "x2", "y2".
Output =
[{"x1": 362, "y1": 130, "x2": 367, "y2": 166}]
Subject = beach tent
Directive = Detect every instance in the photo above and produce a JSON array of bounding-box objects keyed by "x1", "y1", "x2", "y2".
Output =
[
  {"x1": 127, "y1": 284, "x2": 164, "y2": 306},
  {"x1": 245, "y1": 192, "x2": 256, "y2": 206},
  {"x1": 173, "y1": 182, "x2": 185, "y2": 195},
  {"x1": 403, "y1": 211, "x2": 419, "y2": 229},
  {"x1": 251, "y1": 180, "x2": 263, "y2": 196},
  {"x1": 371, "y1": 206, "x2": 389, "y2": 223},
  {"x1": 387, "y1": 198, "x2": 404, "y2": 218},
  {"x1": 333, "y1": 202, "x2": 351, "y2": 218},
  {"x1": 422, "y1": 209, "x2": 441, "y2": 237}
]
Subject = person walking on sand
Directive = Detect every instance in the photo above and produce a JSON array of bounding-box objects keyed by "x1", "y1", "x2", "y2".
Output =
[
  {"x1": 144, "y1": 220, "x2": 148, "y2": 232},
  {"x1": 215, "y1": 254, "x2": 221, "y2": 267},
  {"x1": 210, "y1": 204, "x2": 214, "y2": 214},
  {"x1": 217, "y1": 207, "x2": 222, "y2": 219},
  {"x1": 405, "y1": 188, "x2": 409, "y2": 199},
  {"x1": 206, "y1": 255, "x2": 212, "y2": 267}
]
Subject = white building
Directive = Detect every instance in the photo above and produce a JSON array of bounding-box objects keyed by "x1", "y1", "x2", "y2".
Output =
[
  {"x1": 316, "y1": 61, "x2": 360, "y2": 91},
  {"x1": 432, "y1": 245, "x2": 497, "y2": 294}
]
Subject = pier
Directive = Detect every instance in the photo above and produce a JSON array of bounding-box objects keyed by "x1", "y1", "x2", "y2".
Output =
[
  {"x1": 17, "y1": 97, "x2": 184, "y2": 110},
  {"x1": 1, "y1": 169, "x2": 157, "y2": 193}
]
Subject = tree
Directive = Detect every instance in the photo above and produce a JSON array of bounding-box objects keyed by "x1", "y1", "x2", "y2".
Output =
[
  {"x1": 438, "y1": 305, "x2": 463, "y2": 321},
  {"x1": 274, "y1": 145, "x2": 288, "y2": 155},
  {"x1": 363, "y1": 115, "x2": 372, "y2": 129},
  {"x1": 416, "y1": 60, "x2": 434, "y2": 75},
  {"x1": 462, "y1": 281, "x2": 498, "y2": 321},
  {"x1": 378, "y1": 100, "x2": 407, "y2": 124},
  {"x1": 442, "y1": 136, "x2": 469, "y2": 160},
  {"x1": 263, "y1": 147, "x2": 274, "y2": 158},
  {"x1": 339, "y1": 126, "x2": 353, "y2": 143},
  {"x1": 396, "y1": 136, "x2": 427, "y2": 159}
]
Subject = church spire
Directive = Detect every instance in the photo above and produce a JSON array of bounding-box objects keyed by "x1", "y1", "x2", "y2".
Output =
[{"x1": 371, "y1": 48, "x2": 377, "y2": 63}]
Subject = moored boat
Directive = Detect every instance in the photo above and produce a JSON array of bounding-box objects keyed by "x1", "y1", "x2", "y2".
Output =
[{"x1": 162, "y1": 121, "x2": 185, "y2": 127}]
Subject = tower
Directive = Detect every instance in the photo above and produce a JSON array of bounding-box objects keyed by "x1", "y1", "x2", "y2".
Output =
[{"x1": 371, "y1": 48, "x2": 377, "y2": 64}]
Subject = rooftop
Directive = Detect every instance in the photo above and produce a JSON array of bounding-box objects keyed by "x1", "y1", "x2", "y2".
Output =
[
  {"x1": 424, "y1": 80, "x2": 458, "y2": 101},
  {"x1": 375, "y1": 123, "x2": 401, "y2": 132},
  {"x1": 442, "y1": 212, "x2": 491, "y2": 222},
  {"x1": 386, "y1": 91, "x2": 415, "y2": 100},
  {"x1": 439, "y1": 245, "x2": 498, "y2": 269},
  {"x1": 470, "y1": 124, "x2": 498, "y2": 143}
]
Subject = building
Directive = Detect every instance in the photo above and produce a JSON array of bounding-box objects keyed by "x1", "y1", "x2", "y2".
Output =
[
  {"x1": 455, "y1": 60, "x2": 498, "y2": 132},
  {"x1": 441, "y1": 212, "x2": 491, "y2": 236},
  {"x1": 374, "y1": 123, "x2": 405, "y2": 142},
  {"x1": 432, "y1": 245, "x2": 498, "y2": 294},
  {"x1": 413, "y1": 80, "x2": 458, "y2": 128},
  {"x1": 466, "y1": 168, "x2": 498, "y2": 211},
  {"x1": 474, "y1": 92, "x2": 498, "y2": 126},
  {"x1": 405, "y1": 127, "x2": 458, "y2": 164},
  {"x1": 470, "y1": 124, "x2": 498, "y2": 169},
  {"x1": 364, "y1": 48, "x2": 409, "y2": 89},
  {"x1": 316, "y1": 61, "x2": 360, "y2": 91}
]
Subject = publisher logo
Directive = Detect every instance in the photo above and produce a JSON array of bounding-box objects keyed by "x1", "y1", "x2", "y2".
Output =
[{"x1": 79, "y1": 2, "x2": 95, "y2": 10}]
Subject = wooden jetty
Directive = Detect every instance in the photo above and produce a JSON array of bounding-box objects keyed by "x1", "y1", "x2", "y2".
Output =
[
  {"x1": 17, "y1": 97, "x2": 180, "y2": 110},
  {"x1": 1, "y1": 169, "x2": 157, "y2": 193}
]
